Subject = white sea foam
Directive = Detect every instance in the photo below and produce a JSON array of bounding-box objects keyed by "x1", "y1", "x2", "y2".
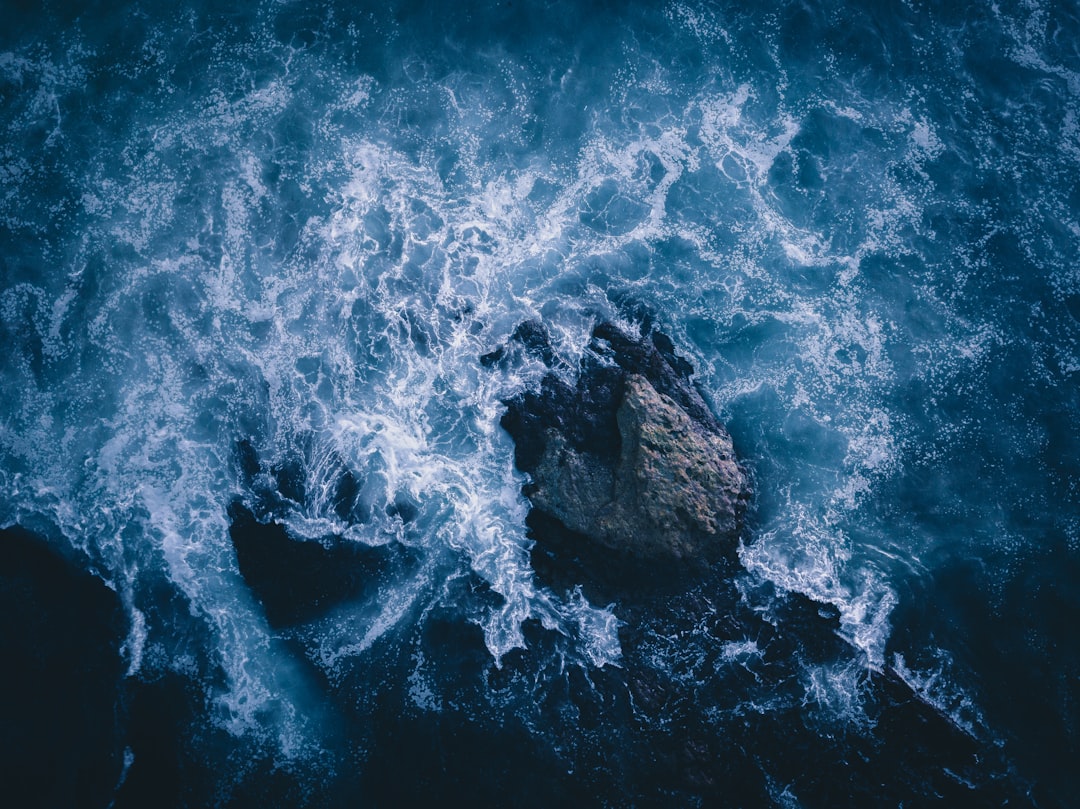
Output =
[
  {"x1": 121, "y1": 605, "x2": 147, "y2": 677},
  {"x1": 407, "y1": 648, "x2": 442, "y2": 712},
  {"x1": 741, "y1": 508, "x2": 896, "y2": 669},
  {"x1": 313, "y1": 562, "x2": 436, "y2": 673},
  {"x1": 4, "y1": 5, "x2": 1047, "y2": 768},
  {"x1": 890, "y1": 650, "x2": 988, "y2": 739},
  {"x1": 800, "y1": 656, "x2": 873, "y2": 729}
]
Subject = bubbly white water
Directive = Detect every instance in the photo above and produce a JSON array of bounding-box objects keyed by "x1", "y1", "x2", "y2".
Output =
[{"x1": 0, "y1": 41, "x2": 953, "y2": 731}]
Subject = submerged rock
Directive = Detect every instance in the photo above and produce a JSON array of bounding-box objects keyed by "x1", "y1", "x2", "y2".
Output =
[
  {"x1": 228, "y1": 439, "x2": 419, "y2": 628},
  {"x1": 500, "y1": 321, "x2": 749, "y2": 565}
]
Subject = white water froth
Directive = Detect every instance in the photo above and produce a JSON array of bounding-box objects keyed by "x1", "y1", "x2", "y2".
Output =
[
  {"x1": 0, "y1": 12, "x2": 1022, "y2": 762},
  {"x1": 800, "y1": 656, "x2": 876, "y2": 729},
  {"x1": 741, "y1": 509, "x2": 896, "y2": 669},
  {"x1": 316, "y1": 140, "x2": 632, "y2": 668},
  {"x1": 891, "y1": 650, "x2": 989, "y2": 739}
]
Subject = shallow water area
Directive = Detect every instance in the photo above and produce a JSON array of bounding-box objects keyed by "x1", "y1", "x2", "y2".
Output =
[{"x1": 2, "y1": 0, "x2": 1079, "y2": 806}]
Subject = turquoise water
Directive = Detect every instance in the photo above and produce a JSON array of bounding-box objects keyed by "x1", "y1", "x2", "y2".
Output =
[{"x1": 2, "y1": 1, "x2": 1078, "y2": 805}]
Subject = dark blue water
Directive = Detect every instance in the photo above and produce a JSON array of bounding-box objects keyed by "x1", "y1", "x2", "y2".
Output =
[{"x1": 2, "y1": 1, "x2": 1078, "y2": 805}]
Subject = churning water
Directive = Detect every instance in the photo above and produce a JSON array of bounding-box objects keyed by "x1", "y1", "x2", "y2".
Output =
[{"x1": 1, "y1": 1, "x2": 1078, "y2": 806}]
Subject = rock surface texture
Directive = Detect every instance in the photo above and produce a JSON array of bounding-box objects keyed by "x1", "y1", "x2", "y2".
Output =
[{"x1": 500, "y1": 321, "x2": 749, "y2": 564}]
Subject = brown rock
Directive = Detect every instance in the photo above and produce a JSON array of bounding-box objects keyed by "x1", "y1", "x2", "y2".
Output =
[{"x1": 527, "y1": 371, "x2": 747, "y2": 562}]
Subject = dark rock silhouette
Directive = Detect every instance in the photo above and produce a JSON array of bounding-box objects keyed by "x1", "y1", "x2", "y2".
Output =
[{"x1": 228, "y1": 440, "x2": 419, "y2": 629}]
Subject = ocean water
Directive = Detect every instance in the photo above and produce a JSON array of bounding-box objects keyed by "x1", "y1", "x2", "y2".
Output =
[{"x1": 1, "y1": 0, "x2": 1078, "y2": 805}]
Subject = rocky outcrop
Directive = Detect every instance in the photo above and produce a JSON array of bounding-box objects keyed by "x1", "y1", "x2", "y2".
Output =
[
  {"x1": 489, "y1": 321, "x2": 1026, "y2": 804},
  {"x1": 499, "y1": 321, "x2": 749, "y2": 565}
]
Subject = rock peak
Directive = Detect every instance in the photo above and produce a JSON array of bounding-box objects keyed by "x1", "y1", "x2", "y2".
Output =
[{"x1": 500, "y1": 322, "x2": 749, "y2": 567}]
